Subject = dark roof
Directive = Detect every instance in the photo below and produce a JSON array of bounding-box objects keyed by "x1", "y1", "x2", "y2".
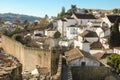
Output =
[
  {"x1": 66, "y1": 17, "x2": 74, "y2": 19},
  {"x1": 107, "y1": 15, "x2": 120, "y2": 23},
  {"x1": 61, "y1": 18, "x2": 67, "y2": 22},
  {"x1": 74, "y1": 13, "x2": 96, "y2": 19},
  {"x1": 80, "y1": 30, "x2": 98, "y2": 37},
  {"x1": 68, "y1": 25, "x2": 76, "y2": 27},
  {"x1": 90, "y1": 41, "x2": 103, "y2": 50}
]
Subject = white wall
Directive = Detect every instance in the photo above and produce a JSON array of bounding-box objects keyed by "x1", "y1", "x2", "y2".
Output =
[
  {"x1": 69, "y1": 57, "x2": 100, "y2": 67},
  {"x1": 57, "y1": 20, "x2": 63, "y2": 34},
  {"x1": 85, "y1": 37, "x2": 99, "y2": 43},
  {"x1": 96, "y1": 28, "x2": 103, "y2": 37},
  {"x1": 34, "y1": 30, "x2": 44, "y2": 35},
  {"x1": 59, "y1": 41, "x2": 69, "y2": 47},
  {"x1": 90, "y1": 50, "x2": 104, "y2": 54},
  {"x1": 101, "y1": 17, "x2": 111, "y2": 28},
  {"x1": 114, "y1": 48, "x2": 120, "y2": 54},
  {"x1": 66, "y1": 27, "x2": 78, "y2": 39},
  {"x1": 80, "y1": 43, "x2": 90, "y2": 53},
  {"x1": 45, "y1": 30, "x2": 56, "y2": 37},
  {"x1": 74, "y1": 40, "x2": 81, "y2": 48},
  {"x1": 100, "y1": 38, "x2": 109, "y2": 49}
]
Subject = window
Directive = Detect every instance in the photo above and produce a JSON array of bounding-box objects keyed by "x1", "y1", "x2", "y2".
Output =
[{"x1": 81, "y1": 61, "x2": 86, "y2": 66}]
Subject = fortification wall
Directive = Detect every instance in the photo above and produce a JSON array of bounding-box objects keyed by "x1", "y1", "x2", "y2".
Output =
[
  {"x1": 71, "y1": 66, "x2": 110, "y2": 80},
  {"x1": 1, "y1": 35, "x2": 51, "y2": 72}
]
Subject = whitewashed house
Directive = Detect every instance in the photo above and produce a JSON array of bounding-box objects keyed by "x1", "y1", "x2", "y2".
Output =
[
  {"x1": 74, "y1": 37, "x2": 90, "y2": 53},
  {"x1": 66, "y1": 25, "x2": 79, "y2": 39},
  {"x1": 74, "y1": 30, "x2": 99, "y2": 53},
  {"x1": 44, "y1": 22, "x2": 57, "y2": 37},
  {"x1": 114, "y1": 47, "x2": 120, "y2": 55},
  {"x1": 79, "y1": 30, "x2": 99, "y2": 43},
  {"x1": 59, "y1": 40, "x2": 73, "y2": 47},
  {"x1": 55, "y1": 13, "x2": 102, "y2": 40},
  {"x1": 44, "y1": 28, "x2": 56, "y2": 37},
  {"x1": 65, "y1": 48, "x2": 100, "y2": 67},
  {"x1": 102, "y1": 15, "x2": 120, "y2": 29},
  {"x1": 34, "y1": 30, "x2": 44, "y2": 35},
  {"x1": 95, "y1": 26, "x2": 110, "y2": 49},
  {"x1": 57, "y1": 18, "x2": 77, "y2": 37},
  {"x1": 71, "y1": 13, "x2": 101, "y2": 27}
]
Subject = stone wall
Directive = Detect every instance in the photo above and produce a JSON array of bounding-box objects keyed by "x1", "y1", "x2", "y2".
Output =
[
  {"x1": 71, "y1": 66, "x2": 110, "y2": 80},
  {"x1": 1, "y1": 35, "x2": 51, "y2": 72},
  {"x1": 51, "y1": 54, "x2": 62, "y2": 80},
  {"x1": 0, "y1": 64, "x2": 22, "y2": 80}
]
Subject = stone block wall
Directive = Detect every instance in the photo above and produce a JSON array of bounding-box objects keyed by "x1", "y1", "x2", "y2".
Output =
[
  {"x1": 1, "y1": 35, "x2": 51, "y2": 72},
  {"x1": 71, "y1": 66, "x2": 110, "y2": 80}
]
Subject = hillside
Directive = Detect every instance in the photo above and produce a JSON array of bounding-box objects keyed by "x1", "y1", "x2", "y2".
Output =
[{"x1": 0, "y1": 13, "x2": 40, "y2": 22}]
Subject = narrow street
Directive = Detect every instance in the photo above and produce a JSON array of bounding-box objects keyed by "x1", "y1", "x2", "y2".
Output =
[{"x1": 61, "y1": 64, "x2": 68, "y2": 80}]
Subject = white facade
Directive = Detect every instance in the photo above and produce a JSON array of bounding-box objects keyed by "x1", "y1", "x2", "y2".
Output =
[
  {"x1": 34, "y1": 30, "x2": 44, "y2": 35},
  {"x1": 57, "y1": 20, "x2": 63, "y2": 34},
  {"x1": 45, "y1": 30, "x2": 56, "y2": 37},
  {"x1": 66, "y1": 26, "x2": 78, "y2": 39},
  {"x1": 57, "y1": 19, "x2": 78, "y2": 37},
  {"x1": 71, "y1": 14, "x2": 101, "y2": 26},
  {"x1": 74, "y1": 39, "x2": 90, "y2": 53},
  {"x1": 80, "y1": 42, "x2": 90, "y2": 53},
  {"x1": 59, "y1": 41, "x2": 69, "y2": 47},
  {"x1": 90, "y1": 50, "x2": 104, "y2": 54},
  {"x1": 96, "y1": 27, "x2": 110, "y2": 38},
  {"x1": 85, "y1": 37, "x2": 98, "y2": 43},
  {"x1": 69, "y1": 57, "x2": 100, "y2": 67},
  {"x1": 74, "y1": 33, "x2": 98, "y2": 52},
  {"x1": 96, "y1": 27, "x2": 110, "y2": 49},
  {"x1": 114, "y1": 47, "x2": 120, "y2": 54},
  {"x1": 56, "y1": 14, "x2": 102, "y2": 40},
  {"x1": 101, "y1": 17, "x2": 112, "y2": 28},
  {"x1": 100, "y1": 37, "x2": 109, "y2": 49}
]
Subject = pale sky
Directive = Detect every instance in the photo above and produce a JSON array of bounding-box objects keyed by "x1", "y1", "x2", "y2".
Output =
[{"x1": 0, "y1": 0, "x2": 120, "y2": 17}]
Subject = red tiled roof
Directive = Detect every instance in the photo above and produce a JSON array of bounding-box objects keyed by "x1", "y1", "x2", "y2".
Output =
[{"x1": 65, "y1": 48, "x2": 97, "y2": 62}]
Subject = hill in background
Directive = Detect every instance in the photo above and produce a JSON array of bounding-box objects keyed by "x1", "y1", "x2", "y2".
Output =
[{"x1": 0, "y1": 13, "x2": 40, "y2": 22}]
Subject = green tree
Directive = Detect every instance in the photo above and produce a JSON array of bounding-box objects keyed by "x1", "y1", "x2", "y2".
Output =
[
  {"x1": 59, "y1": 6, "x2": 66, "y2": 18},
  {"x1": 71, "y1": 5, "x2": 77, "y2": 13},
  {"x1": 54, "y1": 31, "x2": 61, "y2": 39},
  {"x1": 113, "y1": 9, "x2": 119, "y2": 14},
  {"x1": 12, "y1": 34, "x2": 24, "y2": 44},
  {"x1": 23, "y1": 20, "x2": 29, "y2": 26},
  {"x1": 45, "y1": 14, "x2": 49, "y2": 19},
  {"x1": 108, "y1": 18, "x2": 120, "y2": 48},
  {"x1": 107, "y1": 54, "x2": 120, "y2": 73}
]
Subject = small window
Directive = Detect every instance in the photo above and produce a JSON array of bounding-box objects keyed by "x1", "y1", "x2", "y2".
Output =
[{"x1": 81, "y1": 62, "x2": 86, "y2": 66}]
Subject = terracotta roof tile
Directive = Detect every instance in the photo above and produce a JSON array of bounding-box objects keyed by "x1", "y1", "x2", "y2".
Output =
[{"x1": 65, "y1": 48, "x2": 97, "y2": 62}]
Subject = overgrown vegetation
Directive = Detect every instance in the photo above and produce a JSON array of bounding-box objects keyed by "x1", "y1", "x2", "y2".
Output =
[
  {"x1": 107, "y1": 54, "x2": 120, "y2": 73},
  {"x1": 12, "y1": 34, "x2": 39, "y2": 48},
  {"x1": 112, "y1": 8, "x2": 120, "y2": 14},
  {"x1": 54, "y1": 31, "x2": 61, "y2": 39},
  {"x1": 57, "y1": 5, "x2": 89, "y2": 18}
]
